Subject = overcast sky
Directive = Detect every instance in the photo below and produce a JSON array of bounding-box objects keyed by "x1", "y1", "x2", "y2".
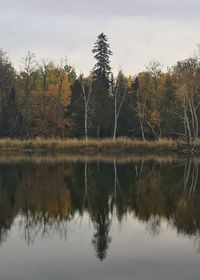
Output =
[{"x1": 1, "y1": 0, "x2": 200, "y2": 75}]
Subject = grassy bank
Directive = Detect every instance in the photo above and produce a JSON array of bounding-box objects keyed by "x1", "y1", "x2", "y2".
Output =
[{"x1": 0, "y1": 137, "x2": 193, "y2": 155}]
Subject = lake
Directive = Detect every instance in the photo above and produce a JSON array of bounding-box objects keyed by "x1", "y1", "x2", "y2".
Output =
[{"x1": 0, "y1": 155, "x2": 199, "y2": 279}]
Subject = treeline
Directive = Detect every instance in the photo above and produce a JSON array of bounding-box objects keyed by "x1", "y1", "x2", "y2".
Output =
[{"x1": 1, "y1": 33, "x2": 200, "y2": 142}]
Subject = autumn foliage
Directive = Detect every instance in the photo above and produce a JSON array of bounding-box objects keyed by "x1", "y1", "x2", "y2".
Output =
[{"x1": 1, "y1": 34, "x2": 200, "y2": 142}]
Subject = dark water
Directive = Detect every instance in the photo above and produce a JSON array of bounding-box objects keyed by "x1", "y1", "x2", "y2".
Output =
[{"x1": 0, "y1": 156, "x2": 200, "y2": 279}]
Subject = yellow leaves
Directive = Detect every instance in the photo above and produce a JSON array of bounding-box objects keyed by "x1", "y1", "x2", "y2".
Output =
[
  {"x1": 138, "y1": 72, "x2": 151, "y2": 89},
  {"x1": 47, "y1": 69, "x2": 71, "y2": 108},
  {"x1": 32, "y1": 66, "x2": 72, "y2": 137},
  {"x1": 158, "y1": 73, "x2": 168, "y2": 92},
  {"x1": 127, "y1": 75, "x2": 133, "y2": 88},
  {"x1": 148, "y1": 111, "x2": 160, "y2": 126}
]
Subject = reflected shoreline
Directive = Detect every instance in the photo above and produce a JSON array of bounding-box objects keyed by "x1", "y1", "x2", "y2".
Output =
[
  {"x1": 0, "y1": 152, "x2": 194, "y2": 164},
  {"x1": 0, "y1": 156, "x2": 200, "y2": 260}
]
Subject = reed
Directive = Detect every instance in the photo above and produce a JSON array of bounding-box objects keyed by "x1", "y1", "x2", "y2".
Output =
[{"x1": 0, "y1": 137, "x2": 181, "y2": 154}]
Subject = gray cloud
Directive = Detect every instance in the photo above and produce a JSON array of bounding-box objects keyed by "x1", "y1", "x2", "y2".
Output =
[
  {"x1": 1, "y1": 0, "x2": 200, "y2": 17},
  {"x1": 0, "y1": 0, "x2": 200, "y2": 75}
]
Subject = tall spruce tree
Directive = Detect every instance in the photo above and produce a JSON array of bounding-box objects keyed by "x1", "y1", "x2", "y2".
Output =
[{"x1": 92, "y1": 33, "x2": 113, "y2": 88}]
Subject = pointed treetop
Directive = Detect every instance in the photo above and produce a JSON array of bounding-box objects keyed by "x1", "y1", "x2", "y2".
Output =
[{"x1": 92, "y1": 33, "x2": 113, "y2": 88}]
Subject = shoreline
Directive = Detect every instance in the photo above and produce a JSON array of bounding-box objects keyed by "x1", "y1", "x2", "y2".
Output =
[{"x1": 0, "y1": 138, "x2": 198, "y2": 155}]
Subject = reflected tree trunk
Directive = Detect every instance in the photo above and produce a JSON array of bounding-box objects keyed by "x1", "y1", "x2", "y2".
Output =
[
  {"x1": 137, "y1": 160, "x2": 144, "y2": 201},
  {"x1": 113, "y1": 161, "x2": 124, "y2": 206},
  {"x1": 82, "y1": 161, "x2": 90, "y2": 212},
  {"x1": 180, "y1": 157, "x2": 199, "y2": 206}
]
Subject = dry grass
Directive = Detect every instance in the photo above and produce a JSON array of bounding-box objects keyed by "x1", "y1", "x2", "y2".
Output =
[{"x1": 0, "y1": 137, "x2": 179, "y2": 154}]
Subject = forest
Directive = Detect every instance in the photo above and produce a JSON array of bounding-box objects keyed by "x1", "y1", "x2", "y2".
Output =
[{"x1": 1, "y1": 33, "x2": 200, "y2": 145}]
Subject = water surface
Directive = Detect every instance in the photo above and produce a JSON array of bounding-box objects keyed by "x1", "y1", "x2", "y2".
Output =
[{"x1": 0, "y1": 155, "x2": 199, "y2": 279}]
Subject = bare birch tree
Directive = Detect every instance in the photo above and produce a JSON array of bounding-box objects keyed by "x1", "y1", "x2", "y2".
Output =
[
  {"x1": 146, "y1": 60, "x2": 163, "y2": 139},
  {"x1": 80, "y1": 76, "x2": 93, "y2": 141},
  {"x1": 113, "y1": 71, "x2": 127, "y2": 140},
  {"x1": 173, "y1": 58, "x2": 200, "y2": 147},
  {"x1": 133, "y1": 77, "x2": 146, "y2": 140}
]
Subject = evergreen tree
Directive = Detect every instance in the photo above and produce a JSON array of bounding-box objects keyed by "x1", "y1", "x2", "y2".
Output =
[
  {"x1": 92, "y1": 33, "x2": 113, "y2": 88},
  {"x1": 64, "y1": 64, "x2": 77, "y2": 83},
  {"x1": 68, "y1": 77, "x2": 85, "y2": 137}
]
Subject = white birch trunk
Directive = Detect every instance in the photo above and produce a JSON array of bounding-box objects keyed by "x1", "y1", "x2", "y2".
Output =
[{"x1": 81, "y1": 78, "x2": 93, "y2": 141}]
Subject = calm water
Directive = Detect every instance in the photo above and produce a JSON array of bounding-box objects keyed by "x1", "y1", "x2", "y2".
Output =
[{"x1": 0, "y1": 156, "x2": 200, "y2": 279}]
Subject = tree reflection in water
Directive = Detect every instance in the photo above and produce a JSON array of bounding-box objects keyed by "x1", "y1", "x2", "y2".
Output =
[{"x1": 0, "y1": 156, "x2": 199, "y2": 259}]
